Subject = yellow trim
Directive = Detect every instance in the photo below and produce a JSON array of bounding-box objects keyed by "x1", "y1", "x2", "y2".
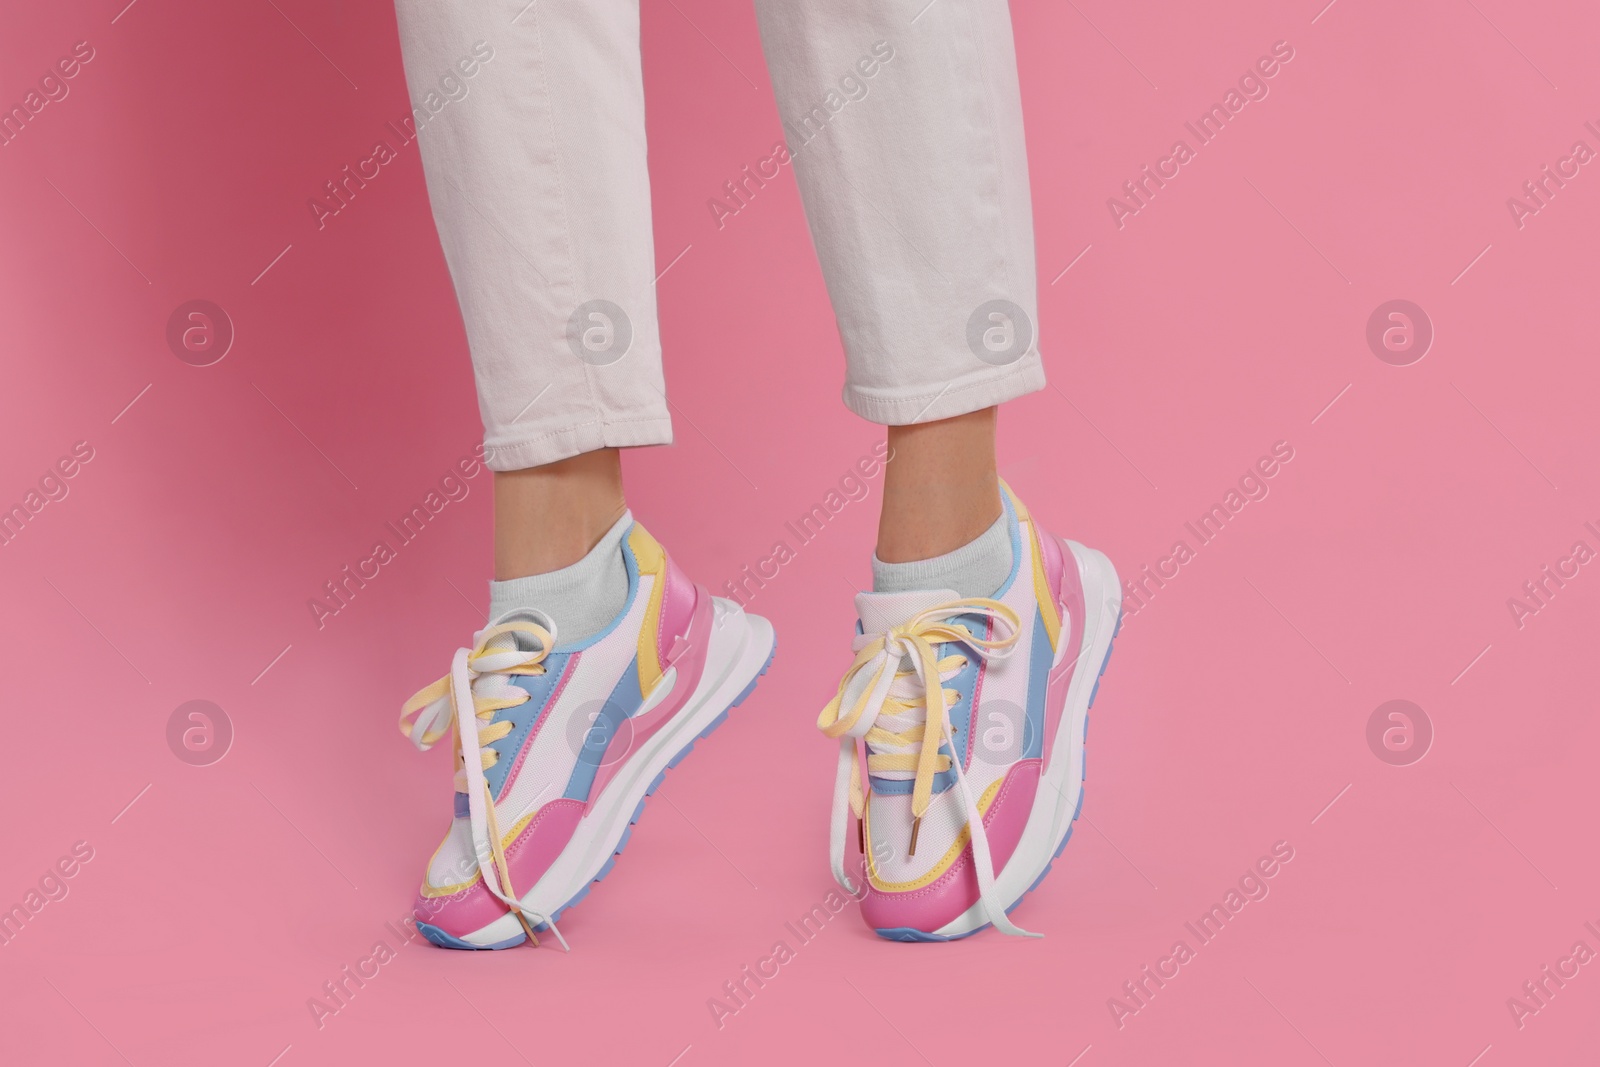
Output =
[
  {"x1": 1004, "y1": 483, "x2": 1060, "y2": 653},
  {"x1": 628, "y1": 523, "x2": 669, "y2": 695},
  {"x1": 628, "y1": 520, "x2": 665, "y2": 574},
  {"x1": 419, "y1": 877, "x2": 478, "y2": 899},
  {"x1": 417, "y1": 805, "x2": 547, "y2": 898},
  {"x1": 420, "y1": 830, "x2": 482, "y2": 898},
  {"x1": 504, "y1": 810, "x2": 538, "y2": 843},
  {"x1": 1030, "y1": 521, "x2": 1061, "y2": 653},
  {"x1": 864, "y1": 775, "x2": 1007, "y2": 892}
]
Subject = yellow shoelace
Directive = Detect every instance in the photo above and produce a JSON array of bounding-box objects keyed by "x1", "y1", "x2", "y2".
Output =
[
  {"x1": 820, "y1": 598, "x2": 1021, "y2": 844},
  {"x1": 399, "y1": 618, "x2": 567, "y2": 948},
  {"x1": 819, "y1": 597, "x2": 1038, "y2": 937}
]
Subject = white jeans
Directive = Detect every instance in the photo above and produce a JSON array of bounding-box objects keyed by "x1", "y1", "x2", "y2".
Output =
[{"x1": 394, "y1": 0, "x2": 1044, "y2": 471}]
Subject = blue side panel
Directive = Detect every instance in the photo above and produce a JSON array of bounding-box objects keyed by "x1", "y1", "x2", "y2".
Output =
[
  {"x1": 560, "y1": 656, "x2": 644, "y2": 801},
  {"x1": 420, "y1": 636, "x2": 778, "y2": 949},
  {"x1": 1021, "y1": 610, "x2": 1050, "y2": 760},
  {"x1": 485, "y1": 652, "x2": 571, "y2": 801},
  {"x1": 870, "y1": 767, "x2": 959, "y2": 796},
  {"x1": 870, "y1": 606, "x2": 1122, "y2": 944}
]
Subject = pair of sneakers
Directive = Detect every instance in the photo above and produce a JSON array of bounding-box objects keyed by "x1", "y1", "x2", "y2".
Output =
[{"x1": 398, "y1": 484, "x2": 1121, "y2": 947}]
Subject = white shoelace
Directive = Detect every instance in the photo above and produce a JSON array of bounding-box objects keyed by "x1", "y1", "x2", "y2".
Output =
[
  {"x1": 818, "y1": 599, "x2": 1039, "y2": 938},
  {"x1": 400, "y1": 613, "x2": 570, "y2": 949}
]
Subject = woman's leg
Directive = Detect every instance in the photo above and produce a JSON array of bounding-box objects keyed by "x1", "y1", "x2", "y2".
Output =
[
  {"x1": 758, "y1": 0, "x2": 1125, "y2": 940},
  {"x1": 752, "y1": 0, "x2": 1039, "y2": 592},
  {"x1": 488, "y1": 448, "x2": 629, "y2": 643},
  {"x1": 493, "y1": 449, "x2": 626, "y2": 581},
  {"x1": 876, "y1": 408, "x2": 1001, "y2": 565},
  {"x1": 393, "y1": 0, "x2": 668, "y2": 603},
  {"x1": 753, "y1": 0, "x2": 1044, "y2": 430},
  {"x1": 391, "y1": 1, "x2": 775, "y2": 950}
]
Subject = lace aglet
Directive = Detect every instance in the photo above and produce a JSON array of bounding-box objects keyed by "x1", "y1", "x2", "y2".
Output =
[
  {"x1": 510, "y1": 908, "x2": 540, "y2": 948},
  {"x1": 908, "y1": 816, "x2": 922, "y2": 857},
  {"x1": 542, "y1": 912, "x2": 571, "y2": 952}
]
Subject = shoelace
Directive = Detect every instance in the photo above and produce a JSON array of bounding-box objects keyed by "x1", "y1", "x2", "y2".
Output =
[
  {"x1": 399, "y1": 616, "x2": 569, "y2": 949},
  {"x1": 818, "y1": 597, "x2": 1039, "y2": 937}
]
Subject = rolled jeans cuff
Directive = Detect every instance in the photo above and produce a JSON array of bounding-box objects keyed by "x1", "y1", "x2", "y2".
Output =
[
  {"x1": 482, "y1": 412, "x2": 674, "y2": 473},
  {"x1": 843, "y1": 354, "x2": 1045, "y2": 426}
]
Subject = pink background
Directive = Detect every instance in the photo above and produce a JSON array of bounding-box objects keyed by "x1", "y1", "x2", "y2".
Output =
[{"x1": 3, "y1": 0, "x2": 1598, "y2": 1064}]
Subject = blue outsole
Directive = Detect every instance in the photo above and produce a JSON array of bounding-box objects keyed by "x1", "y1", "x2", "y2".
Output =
[
  {"x1": 416, "y1": 922, "x2": 525, "y2": 951},
  {"x1": 426, "y1": 636, "x2": 778, "y2": 950},
  {"x1": 874, "y1": 609, "x2": 1122, "y2": 943}
]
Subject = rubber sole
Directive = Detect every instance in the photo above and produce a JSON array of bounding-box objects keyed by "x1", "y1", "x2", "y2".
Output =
[
  {"x1": 873, "y1": 580, "x2": 1123, "y2": 943},
  {"x1": 418, "y1": 615, "x2": 776, "y2": 950}
]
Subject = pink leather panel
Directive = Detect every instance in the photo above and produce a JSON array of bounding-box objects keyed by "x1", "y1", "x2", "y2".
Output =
[
  {"x1": 859, "y1": 758, "x2": 1042, "y2": 933},
  {"x1": 656, "y1": 555, "x2": 699, "y2": 668},
  {"x1": 412, "y1": 799, "x2": 584, "y2": 937},
  {"x1": 1041, "y1": 537, "x2": 1086, "y2": 767}
]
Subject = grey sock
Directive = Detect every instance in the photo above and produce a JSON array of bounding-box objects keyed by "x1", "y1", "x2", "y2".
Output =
[
  {"x1": 488, "y1": 511, "x2": 632, "y2": 643},
  {"x1": 871, "y1": 512, "x2": 1012, "y2": 599}
]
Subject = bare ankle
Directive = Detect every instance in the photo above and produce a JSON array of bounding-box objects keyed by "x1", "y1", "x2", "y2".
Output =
[
  {"x1": 875, "y1": 407, "x2": 1002, "y2": 563},
  {"x1": 494, "y1": 448, "x2": 627, "y2": 579}
]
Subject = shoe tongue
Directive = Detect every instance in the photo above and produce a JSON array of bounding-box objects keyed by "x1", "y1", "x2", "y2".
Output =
[
  {"x1": 484, "y1": 607, "x2": 558, "y2": 650},
  {"x1": 855, "y1": 589, "x2": 961, "y2": 634}
]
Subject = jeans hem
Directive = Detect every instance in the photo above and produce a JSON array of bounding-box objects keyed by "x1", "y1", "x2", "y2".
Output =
[
  {"x1": 843, "y1": 358, "x2": 1046, "y2": 426},
  {"x1": 482, "y1": 414, "x2": 674, "y2": 471}
]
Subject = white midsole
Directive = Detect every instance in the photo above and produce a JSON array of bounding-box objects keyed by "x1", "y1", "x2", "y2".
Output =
[
  {"x1": 460, "y1": 599, "x2": 774, "y2": 945},
  {"x1": 932, "y1": 540, "x2": 1121, "y2": 937}
]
